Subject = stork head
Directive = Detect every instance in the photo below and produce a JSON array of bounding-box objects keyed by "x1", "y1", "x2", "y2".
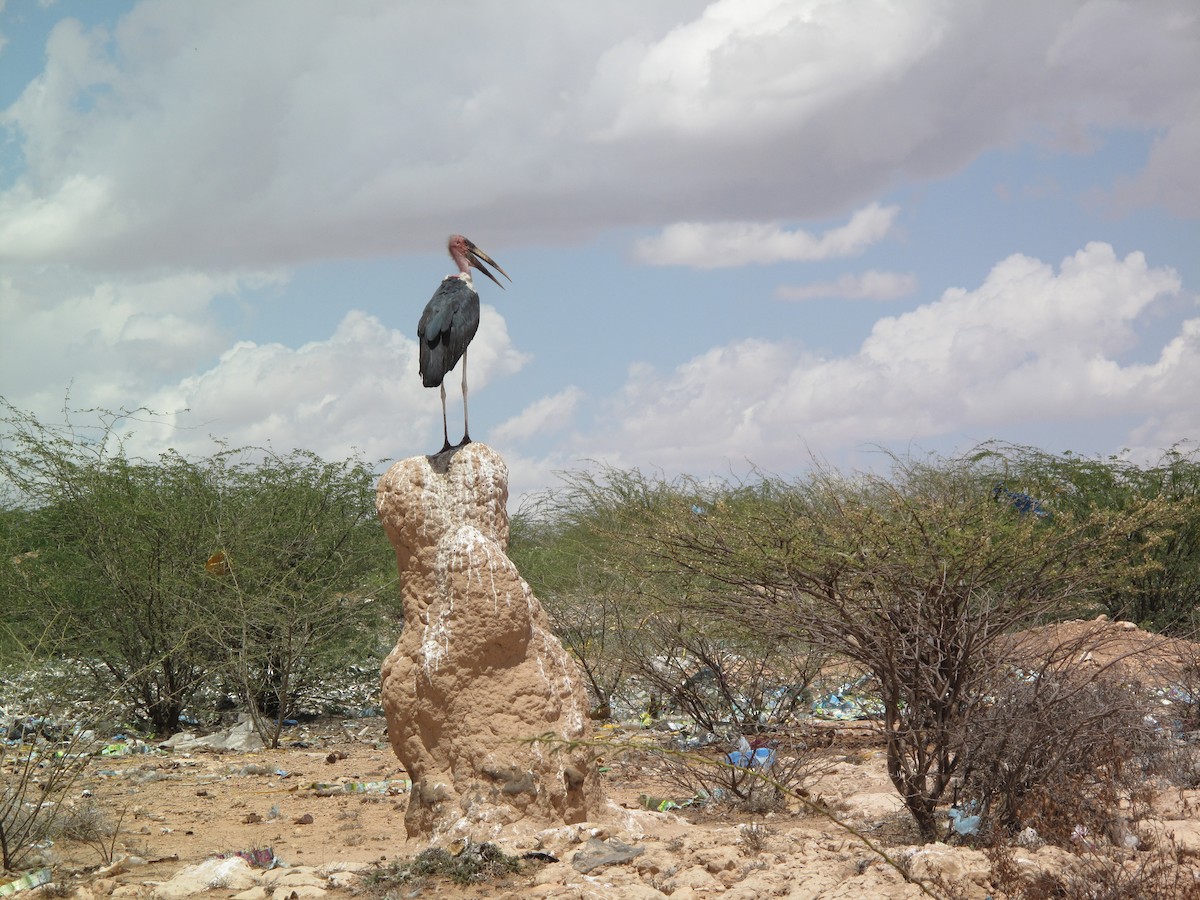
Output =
[{"x1": 448, "y1": 234, "x2": 511, "y2": 290}]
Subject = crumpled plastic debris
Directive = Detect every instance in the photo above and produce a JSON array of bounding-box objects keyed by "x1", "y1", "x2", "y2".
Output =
[
  {"x1": 0, "y1": 869, "x2": 52, "y2": 897},
  {"x1": 947, "y1": 806, "x2": 981, "y2": 836},
  {"x1": 101, "y1": 737, "x2": 152, "y2": 756},
  {"x1": 727, "y1": 736, "x2": 775, "y2": 768},
  {"x1": 639, "y1": 788, "x2": 720, "y2": 812},
  {"x1": 812, "y1": 676, "x2": 884, "y2": 720},
  {"x1": 992, "y1": 483, "x2": 1050, "y2": 518},
  {"x1": 308, "y1": 779, "x2": 411, "y2": 796}
]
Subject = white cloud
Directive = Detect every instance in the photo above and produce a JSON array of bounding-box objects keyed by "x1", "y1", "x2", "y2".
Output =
[
  {"x1": 491, "y1": 387, "x2": 582, "y2": 446},
  {"x1": 1, "y1": 3, "x2": 1195, "y2": 266},
  {"x1": 776, "y1": 270, "x2": 918, "y2": 301},
  {"x1": 596, "y1": 0, "x2": 946, "y2": 141},
  {"x1": 0, "y1": 265, "x2": 286, "y2": 416},
  {"x1": 634, "y1": 204, "x2": 899, "y2": 268},
  {"x1": 119, "y1": 305, "x2": 530, "y2": 464},
  {"x1": 0, "y1": 254, "x2": 529, "y2": 466},
  {"x1": 566, "y1": 243, "x2": 1191, "y2": 475}
]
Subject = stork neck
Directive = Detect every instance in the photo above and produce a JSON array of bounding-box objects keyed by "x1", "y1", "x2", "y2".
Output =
[{"x1": 449, "y1": 246, "x2": 473, "y2": 276}]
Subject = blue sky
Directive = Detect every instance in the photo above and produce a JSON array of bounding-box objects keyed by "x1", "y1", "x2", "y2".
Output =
[{"x1": 1, "y1": 0, "x2": 1198, "y2": 505}]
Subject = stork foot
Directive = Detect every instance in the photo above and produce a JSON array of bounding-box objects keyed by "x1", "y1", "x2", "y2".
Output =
[{"x1": 456, "y1": 433, "x2": 472, "y2": 449}]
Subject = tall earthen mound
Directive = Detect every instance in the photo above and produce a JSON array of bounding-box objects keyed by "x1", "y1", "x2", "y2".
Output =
[{"x1": 377, "y1": 442, "x2": 603, "y2": 839}]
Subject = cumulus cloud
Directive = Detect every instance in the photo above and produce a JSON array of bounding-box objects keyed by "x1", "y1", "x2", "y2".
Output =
[
  {"x1": 491, "y1": 387, "x2": 582, "y2": 446},
  {"x1": 634, "y1": 204, "x2": 900, "y2": 268},
  {"x1": 569, "y1": 243, "x2": 1192, "y2": 475},
  {"x1": 119, "y1": 306, "x2": 529, "y2": 464},
  {"x1": 1, "y1": 2, "x2": 1196, "y2": 267},
  {"x1": 776, "y1": 270, "x2": 918, "y2": 302},
  {"x1": 0, "y1": 253, "x2": 529, "y2": 466},
  {"x1": 0, "y1": 265, "x2": 286, "y2": 415}
]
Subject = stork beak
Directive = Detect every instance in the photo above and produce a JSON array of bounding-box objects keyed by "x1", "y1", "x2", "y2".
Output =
[{"x1": 464, "y1": 239, "x2": 511, "y2": 290}]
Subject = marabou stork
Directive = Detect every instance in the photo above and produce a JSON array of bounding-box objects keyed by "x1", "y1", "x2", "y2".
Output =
[{"x1": 418, "y1": 234, "x2": 511, "y2": 452}]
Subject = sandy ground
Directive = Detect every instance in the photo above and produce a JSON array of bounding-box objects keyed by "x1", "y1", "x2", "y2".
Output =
[
  {"x1": 14, "y1": 617, "x2": 1200, "y2": 899},
  {"x1": 34, "y1": 719, "x2": 939, "y2": 899}
]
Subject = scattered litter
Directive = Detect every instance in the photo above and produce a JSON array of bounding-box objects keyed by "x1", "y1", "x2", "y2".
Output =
[
  {"x1": 308, "y1": 779, "x2": 411, "y2": 796},
  {"x1": 992, "y1": 483, "x2": 1050, "y2": 518},
  {"x1": 95, "y1": 855, "x2": 150, "y2": 878},
  {"x1": 640, "y1": 794, "x2": 683, "y2": 812},
  {"x1": 639, "y1": 787, "x2": 721, "y2": 812},
  {"x1": 0, "y1": 869, "x2": 51, "y2": 896},
  {"x1": 727, "y1": 735, "x2": 776, "y2": 769},
  {"x1": 101, "y1": 737, "x2": 151, "y2": 756},
  {"x1": 812, "y1": 676, "x2": 884, "y2": 720},
  {"x1": 160, "y1": 717, "x2": 264, "y2": 753},
  {"x1": 947, "y1": 806, "x2": 981, "y2": 836}
]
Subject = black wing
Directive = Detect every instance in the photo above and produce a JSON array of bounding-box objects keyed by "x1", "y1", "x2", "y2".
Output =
[{"x1": 417, "y1": 278, "x2": 481, "y2": 388}]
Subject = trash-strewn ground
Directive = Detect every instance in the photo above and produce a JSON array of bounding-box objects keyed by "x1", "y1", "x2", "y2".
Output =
[{"x1": 9, "y1": 616, "x2": 1200, "y2": 899}]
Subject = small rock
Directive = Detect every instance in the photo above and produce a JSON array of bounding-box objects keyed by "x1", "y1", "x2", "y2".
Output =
[
  {"x1": 692, "y1": 845, "x2": 739, "y2": 874},
  {"x1": 571, "y1": 836, "x2": 644, "y2": 873},
  {"x1": 293, "y1": 813, "x2": 314, "y2": 825}
]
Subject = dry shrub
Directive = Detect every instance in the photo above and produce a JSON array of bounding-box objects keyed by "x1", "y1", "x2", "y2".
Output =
[
  {"x1": 636, "y1": 723, "x2": 832, "y2": 816},
  {"x1": 957, "y1": 624, "x2": 1173, "y2": 846},
  {"x1": 987, "y1": 840, "x2": 1200, "y2": 900},
  {"x1": 618, "y1": 612, "x2": 828, "y2": 812},
  {"x1": 631, "y1": 612, "x2": 823, "y2": 734}
]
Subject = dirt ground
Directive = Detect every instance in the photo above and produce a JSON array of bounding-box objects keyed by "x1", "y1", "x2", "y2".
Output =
[{"x1": 14, "y1": 616, "x2": 1200, "y2": 899}]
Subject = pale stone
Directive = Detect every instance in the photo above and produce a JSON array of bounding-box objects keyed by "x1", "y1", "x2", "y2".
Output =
[
  {"x1": 902, "y1": 842, "x2": 991, "y2": 887},
  {"x1": 263, "y1": 869, "x2": 325, "y2": 888},
  {"x1": 153, "y1": 857, "x2": 259, "y2": 899},
  {"x1": 607, "y1": 884, "x2": 670, "y2": 899},
  {"x1": 692, "y1": 845, "x2": 740, "y2": 874},
  {"x1": 378, "y1": 443, "x2": 604, "y2": 840},
  {"x1": 664, "y1": 865, "x2": 722, "y2": 892},
  {"x1": 325, "y1": 871, "x2": 360, "y2": 889}
]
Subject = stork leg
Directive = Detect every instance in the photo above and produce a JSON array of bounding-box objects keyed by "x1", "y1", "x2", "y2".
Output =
[
  {"x1": 459, "y1": 348, "x2": 472, "y2": 447},
  {"x1": 439, "y1": 382, "x2": 452, "y2": 453}
]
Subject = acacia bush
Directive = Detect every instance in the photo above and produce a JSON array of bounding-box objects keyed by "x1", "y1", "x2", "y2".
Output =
[
  {"x1": 512, "y1": 470, "x2": 680, "y2": 718},
  {"x1": 983, "y1": 442, "x2": 1200, "y2": 633},
  {"x1": 631, "y1": 611, "x2": 822, "y2": 734},
  {"x1": 0, "y1": 401, "x2": 397, "y2": 737},
  {"x1": 0, "y1": 631, "x2": 122, "y2": 872},
  {"x1": 528, "y1": 452, "x2": 1174, "y2": 841}
]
